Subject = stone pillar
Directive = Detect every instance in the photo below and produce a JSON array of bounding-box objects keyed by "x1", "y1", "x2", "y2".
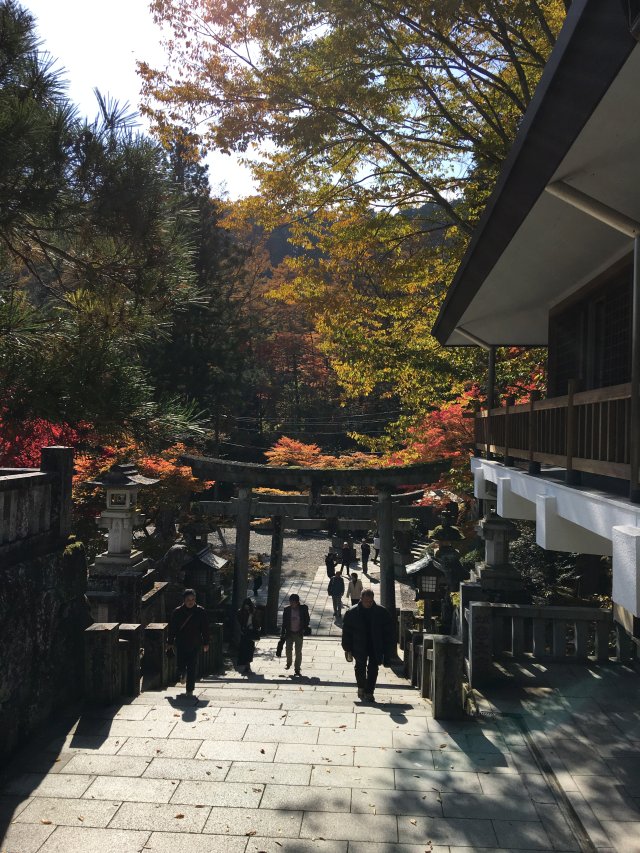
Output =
[
  {"x1": 432, "y1": 635, "x2": 464, "y2": 720},
  {"x1": 118, "y1": 623, "x2": 143, "y2": 697},
  {"x1": 266, "y1": 515, "x2": 284, "y2": 633},
  {"x1": 84, "y1": 623, "x2": 120, "y2": 703},
  {"x1": 468, "y1": 601, "x2": 494, "y2": 688},
  {"x1": 144, "y1": 623, "x2": 170, "y2": 690},
  {"x1": 378, "y1": 488, "x2": 395, "y2": 613},
  {"x1": 232, "y1": 486, "x2": 253, "y2": 640},
  {"x1": 420, "y1": 634, "x2": 435, "y2": 699},
  {"x1": 40, "y1": 446, "x2": 74, "y2": 541}
]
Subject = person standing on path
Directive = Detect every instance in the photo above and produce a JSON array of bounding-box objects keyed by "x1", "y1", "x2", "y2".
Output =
[
  {"x1": 168, "y1": 588, "x2": 210, "y2": 696},
  {"x1": 341, "y1": 588, "x2": 395, "y2": 702},
  {"x1": 281, "y1": 593, "x2": 310, "y2": 676},
  {"x1": 339, "y1": 541, "x2": 352, "y2": 572},
  {"x1": 328, "y1": 570, "x2": 345, "y2": 618},
  {"x1": 361, "y1": 539, "x2": 371, "y2": 575},
  {"x1": 346, "y1": 571, "x2": 363, "y2": 606},
  {"x1": 373, "y1": 534, "x2": 380, "y2": 563},
  {"x1": 325, "y1": 550, "x2": 337, "y2": 578}
]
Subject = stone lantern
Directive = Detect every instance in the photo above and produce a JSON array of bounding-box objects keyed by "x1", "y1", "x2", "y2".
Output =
[
  {"x1": 472, "y1": 510, "x2": 529, "y2": 601},
  {"x1": 87, "y1": 462, "x2": 158, "y2": 570},
  {"x1": 479, "y1": 511, "x2": 518, "y2": 568}
]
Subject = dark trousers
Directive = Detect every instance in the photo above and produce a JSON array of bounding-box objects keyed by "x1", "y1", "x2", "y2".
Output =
[
  {"x1": 362, "y1": 558, "x2": 369, "y2": 574},
  {"x1": 176, "y1": 644, "x2": 199, "y2": 692},
  {"x1": 354, "y1": 656, "x2": 379, "y2": 694}
]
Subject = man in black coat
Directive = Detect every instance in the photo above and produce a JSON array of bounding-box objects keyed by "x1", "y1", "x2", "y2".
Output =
[
  {"x1": 168, "y1": 588, "x2": 210, "y2": 696},
  {"x1": 328, "y1": 571, "x2": 345, "y2": 618},
  {"x1": 341, "y1": 588, "x2": 395, "y2": 702},
  {"x1": 280, "y1": 593, "x2": 310, "y2": 676}
]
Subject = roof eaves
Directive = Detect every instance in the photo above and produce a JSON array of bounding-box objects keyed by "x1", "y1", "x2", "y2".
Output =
[{"x1": 432, "y1": 0, "x2": 636, "y2": 346}]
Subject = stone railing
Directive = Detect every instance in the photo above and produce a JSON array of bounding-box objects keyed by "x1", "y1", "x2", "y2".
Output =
[
  {"x1": 84, "y1": 620, "x2": 224, "y2": 703},
  {"x1": 0, "y1": 447, "x2": 73, "y2": 567},
  {"x1": 464, "y1": 601, "x2": 622, "y2": 687},
  {"x1": 399, "y1": 609, "x2": 465, "y2": 720}
]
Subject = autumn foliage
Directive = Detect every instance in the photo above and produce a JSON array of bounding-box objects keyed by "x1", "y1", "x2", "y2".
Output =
[
  {"x1": 0, "y1": 414, "x2": 92, "y2": 468},
  {"x1": 265, "y1": 436, "x2": 378, "y2": 469}
]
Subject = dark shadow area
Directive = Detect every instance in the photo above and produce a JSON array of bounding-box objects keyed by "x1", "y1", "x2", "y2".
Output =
[{"x1": 167, "y1": 695, "x2": 210, "y2": 721}]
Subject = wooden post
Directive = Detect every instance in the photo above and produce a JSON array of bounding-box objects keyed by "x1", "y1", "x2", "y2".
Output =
[
  {"x1": 266, "y1": 515, "x2": 284, "y2": 633},
  {"x1": 486, "y1": 346, "x2": 496, "y2": 460},
  {"x1": 504, "y1": 396, "x2": 515, "y2": 466},
  {"x1": 232, "y1": 485, "x2": 253, "y2": 641},
  {"x1": 565, "y1": 378, "x2": 580, "y2": 485},
  {"x1": 487, "y1": 345, "x2": 496, "y2": 410},
  {"x1": 528, "y1": 390, "x2": 541, "y2": 474},
  {"x1": 378, "y1": 488, "x2": 396, "y2": 614},
  {"x1": 631, "y1": 236, "x2": 640, "y2": 502}
]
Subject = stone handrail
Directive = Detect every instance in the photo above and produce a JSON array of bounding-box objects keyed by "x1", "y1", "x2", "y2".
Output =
[
  {"x1": 85, "y1": 620, "x2": 224, "y2": 702},
  {"x1": 465, "y1": 601, "x2": 619, "y2": 687},
  {"x1": 0, "y1": 447, "x2": 73, "y2": 566}
]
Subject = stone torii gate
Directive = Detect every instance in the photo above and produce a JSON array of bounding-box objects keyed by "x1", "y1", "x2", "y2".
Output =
[{"x1": 180, "y1": 455, "x2": 446, "y2": 631}]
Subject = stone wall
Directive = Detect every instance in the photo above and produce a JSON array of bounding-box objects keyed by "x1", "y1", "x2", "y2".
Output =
[{"x1": 0, "y1": 542, "x2": 90, "y2": 762}]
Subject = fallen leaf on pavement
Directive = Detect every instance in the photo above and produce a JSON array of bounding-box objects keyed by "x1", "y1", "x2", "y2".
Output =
[
  {"x1": 246, "y1": 830, "x2": 257, "y2": 836},
  {"x1": 260, "y1": 748, "x2": 266, "y2": 754},
  {"x1": 41, "y1": 820, "x2": 52, "y2": 825}
]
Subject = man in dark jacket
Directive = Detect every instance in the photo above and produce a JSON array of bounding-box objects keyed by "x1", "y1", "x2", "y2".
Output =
[
  {"x1": 280, "y1": 593, "x2": 310, "y2": 676},
  {"x1": 360, "y1": 540, "x2": 371, "y2": 575},
  {"x1": 168, "y1": 588, "x2": 210, "y2": 696},
  {"x1": 328, "y1": 571, "x2": 345, "y2": 618},
  {"x1": 341, "y1": 588, "x2": 395, "y2": 702},
  {"x1": 325, "y1": 551, "x2": 337, "y2": 578}
]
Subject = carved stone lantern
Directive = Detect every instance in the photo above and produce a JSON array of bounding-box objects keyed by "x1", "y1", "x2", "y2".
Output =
[
  {"x1": 87, "y1": 462, "x2": 158, "y2": 570},
  {"x1": 479, "y1": 511, "x2": 519, "y2": 568},
  {"x1": 472, "y1": 510, "x2": 529, "y2": 601}
]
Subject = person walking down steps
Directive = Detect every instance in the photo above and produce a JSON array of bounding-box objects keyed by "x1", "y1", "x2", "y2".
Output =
[
  {"x1": 342, "y1": 588, "x2": 395, "y2": 702},
  {"x1": 167, "y1": 588, "x2": 210, "y2": 697},
  {"x1": 236, "y1": 597, "x2": 257, "y2": 675},
  {"x1": 328, "y1": 570, "x2": 345, "y2": 618},
  {"x1": 347, "y1": 571, "x2": 363, "y2": 606},
  {"x1": 280, "y1": 593, "x2": 310, "y2": 676},
  {"x1": 339, "y1": 541, "x2": 352, "y2": 572}
]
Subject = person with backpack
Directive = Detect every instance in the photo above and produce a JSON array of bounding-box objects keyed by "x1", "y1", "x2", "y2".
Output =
[
  {"x1": 167, "y1": 588, "x2": 210, "y2": 696},
  {"x1": 328, "y1": 570, "x2": 345, "y2": 618}
]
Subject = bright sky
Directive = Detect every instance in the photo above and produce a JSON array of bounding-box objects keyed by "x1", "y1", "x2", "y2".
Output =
[{"x1": 22, "y1": 0, "x2": 255, "y2": 199}]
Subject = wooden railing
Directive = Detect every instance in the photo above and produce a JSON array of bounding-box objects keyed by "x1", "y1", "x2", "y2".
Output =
[{"x1": 475, "y1": 381, "x2": 632, "y2": 480}]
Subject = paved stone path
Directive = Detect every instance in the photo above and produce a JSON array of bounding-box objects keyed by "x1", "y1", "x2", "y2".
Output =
[{"x1": 2, "y1": 550, "x2": 640, "y2": 852}]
